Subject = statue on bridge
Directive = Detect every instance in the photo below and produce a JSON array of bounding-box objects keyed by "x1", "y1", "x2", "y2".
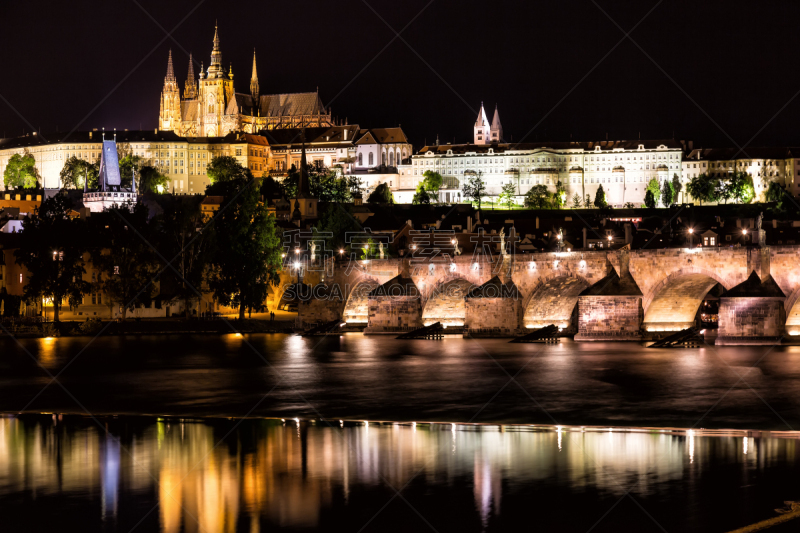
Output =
[
  {"x1": 378, "y1": 241, "x2": 385, "y2": 259},
  {"x1": 756, "y1": 212, "x2": 763, "y2": 231},
  {"x1": 499, "y1": 228, "x2": 507, "y2": 256},
  {"x1": 310, "y1": 241, "x2": 316, "y2": 262}
]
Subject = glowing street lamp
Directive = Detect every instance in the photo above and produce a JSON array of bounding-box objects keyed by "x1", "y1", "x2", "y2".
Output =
[{"x1": 742, "y1": 228, "x2": 748, "y2": 235}]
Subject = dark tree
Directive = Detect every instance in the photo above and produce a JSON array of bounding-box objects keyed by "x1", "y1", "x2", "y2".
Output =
[
  {"x1": 524, "y1": 184, "x2": 550, "y2": 209},
  {"x1": 462, "y1": 172, "x2": 486, "y2": 210},
  {"x1": 644, "y1": 189, "x2": 656, "y2": 209},
  {"x1": 14, "y1": 192, "x2": 91, "y2": 322},
  {"x1": 661, "y1": 179, "x2": 674, "y2": 207},
  {"x1": 137, "y1": 166, "x2": 169, "y2": 194},
  {"x1": 89, "y1": 202, "x2": 161, "y2": 321},
  {"x1": 315, "y1": 203, "x2": 363, "y2": 253},
  {"x1": 157, "y1": 197, "x2": 217, "y2": 317},
  {"x1": 368, "y1": 182, "x2": 394, "y2": 204},
  {"x1": 411, "y1": 184, "x2": 431, "y2": 205},
  {"x1": 593, "y1": 185, "x2": 608, "y2": 209},
  {"x1": 209, "y1": 179, "x2": 282, "y2": 319},
  {"x1": 60, "y1": 156, "x2": 99, "y2": 189},
  {"x1": 671, "y1": 174, "x2": 683, "y2": 203}
]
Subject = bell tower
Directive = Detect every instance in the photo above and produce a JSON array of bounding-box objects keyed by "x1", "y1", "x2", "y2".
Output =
[{"x1": 473, "y1": 102, "x2": 490, "y2": 145}]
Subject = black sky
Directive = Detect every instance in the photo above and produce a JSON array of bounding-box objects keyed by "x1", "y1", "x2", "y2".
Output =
[{"x1": 2, "y1": 0, "x2": 800, "y2": 150}]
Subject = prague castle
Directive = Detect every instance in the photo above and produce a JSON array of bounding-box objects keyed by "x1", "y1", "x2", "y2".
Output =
[{"x1": 158, "y1": 24, "x2": 332, "y2": 137}]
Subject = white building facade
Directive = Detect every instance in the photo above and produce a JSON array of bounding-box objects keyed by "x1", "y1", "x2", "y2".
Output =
[{"x1": 398, "y1": 139, "x2": 686, "y2": 207}]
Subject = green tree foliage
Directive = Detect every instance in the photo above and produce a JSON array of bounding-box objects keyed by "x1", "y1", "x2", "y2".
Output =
[
  {"x1": 552, "y1": 180, "x2": 566, "y2": 209},
  {"x1": 14, "y1": 192, "x2": 91, "y2": 322},
  {"x1": 315, "y1": 203, "x2": 363, "y2": 253},
  {"x1": 671, "y1": 174, "x2": 683, "y2": 203},
  {"x1": 593, "y1": 185, "x2": 608, "y2": 209},
  {"x1": 571, "y1": 193, "x2": 582, "y2": 209},
  {"x1": 499, "y1": 183, "x2": 517, "y2": 209},
  {"x1": 281, "y1": 165, "x2": 299, "y2": 199},
  {"x1": 644, "y1": 189, "x2": 656, "y2": 209},
  {"x1": 209, "y1": 179, "x2": 282, "y2": 320},
  {"x1": 462, "y1": 172, "x2": 486, "y2": 210},
  {"x1": 686, "y1": 173, "x2": 718, "y2": 205},
  {"x1": 765, "y1": 180, "x2": 785, "y2": 208},
  {"x1": 156, "y1": 197, "x2": 216, "y2": 317},
  {"x1": 725, "y1": 171, "x2": 754, "y2": 204},
  {"x1": 412, "y1": 183, "x2": 432, "y2": 205},
  {"x1": 368, "y1": 182, "x2": 394, "y2": 204},
  {"x1": 260, "y1": 176, "x2": 284, "y2": 200},
  {"x1": 524, "y1": 184, "x2": 550, "y2": 209},
  {"x1": 421, "y1": 170, "x2": 443, "y2": 199},
  {"x1": 661, "y1": 179, "x2": 674, "y2": 207},
  {"x1": 118, "y1": 155, "x2": 147, "y2": 189},
  {"x1": 646, "y1": 178, "x2": 661, "y2": 205},
  {"x1": 60, "y1": 156, "x2": 99, "y2": 189},
  {"x1": 207, "y1": 156, "x2": 248, "y2": 184},
  {"x1": 89, "y1": 202, "x2": 161, "y2": 321},
  {"x1": 138, "y1": 166, "x2": 169, "y2": 194},
  {"x1": 4, "y1": 153, "x2": 39, "y2": 189}
]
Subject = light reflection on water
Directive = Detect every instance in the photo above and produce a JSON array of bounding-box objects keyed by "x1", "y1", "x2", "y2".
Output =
[{"x1": 1, "y1": 416, "x2": 799, "y2": 532}]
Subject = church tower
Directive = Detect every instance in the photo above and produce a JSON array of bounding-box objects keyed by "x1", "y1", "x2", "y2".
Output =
[
  {"x1": 490, "y1": 104, "x2": 503, "y2": 142},
  {"x1": 198, "y1": 24, "x2": 234, "y2": 137},
  {"x1": 159, "y1": 50, "x2": 182, "y2": 132},
  {"x1": 184, "y1": 53, "x2": 197, "y2": 99},
  {"x1": 291, "y1": 130, "x2": 318, "y2": 225},
  {"x1": 250, "y1": 49, "x2": 260, "y2": 105},
  {"x1": 473, "y1": 102, "x2": 490, "y2": 145}
]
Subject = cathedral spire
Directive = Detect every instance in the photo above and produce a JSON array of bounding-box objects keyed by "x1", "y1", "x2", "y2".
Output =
[
  {"x1": 250, "y1": 49, "x2": 260, "y2": 103},
  {"x1": 208, "y1": 22, "x2": 224, "y2": 78},
  {"x1": 165, "y1": 49, "x2": 176, "y2": 81},
  {"x1": 184, "y1": 53, "x2": 197, "y2": 99},
  {"x1": 490, "y1": 104, "x2": 503, "y2": 142},
  {"x1": 473, "y1": 102, "x2": 490, "y2": 144}
]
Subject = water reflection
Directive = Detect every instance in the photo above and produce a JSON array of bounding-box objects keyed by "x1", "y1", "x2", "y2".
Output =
[{"x1": 0, "y1": 416, "x2": 799, "y2": 532}]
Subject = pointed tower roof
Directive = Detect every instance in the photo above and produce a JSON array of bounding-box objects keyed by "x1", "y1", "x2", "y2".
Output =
[
  {"x1": 250, "y1": 49, "x2": 260, "y2": 102},
  {"x1": 475, "y1": 102, "x2": 489, "y2": 127},
  {"x1": 187, "y1": 53, "x2": 195, "y2": 81},
  {"x1": 184, "y1": 53, "x2": 197, "y2": 99},
  {"x1": 491, "y1": 104, "x2": 502, "y2": 129},
  {"x1": 207, "y1": 23, "x2": 225, "y2": 78},
  {"x1": 165, "y1": 49, "x2": 176, "y2": 80}
]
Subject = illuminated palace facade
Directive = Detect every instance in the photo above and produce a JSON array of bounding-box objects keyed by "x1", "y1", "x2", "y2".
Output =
[{"x1": 158, "y1": 25, "x2": 332, "y2": 137}]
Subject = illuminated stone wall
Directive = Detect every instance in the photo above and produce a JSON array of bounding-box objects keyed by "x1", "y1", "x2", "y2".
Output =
[
  {"x1": 465, "y1": 297, "x2": 521, "y2": 335},
  {"x1": 366, "y1": 295, "x2": 422, "y2": 331},
  {"x1": 717, "y1": 297, "x2": 785, "y2": 343},
  {"x1": 576, "y1": 296, "x2": 643, "y2": 340}
]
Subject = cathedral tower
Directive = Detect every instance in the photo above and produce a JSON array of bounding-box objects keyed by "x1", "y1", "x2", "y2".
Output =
[
  {"x1": 490, "y1": 104, "x2": 503, "y2": 142},
  {"x1": 198, "y1": 24, "x2": 234, "y2": 136},
  {"x1": 473, "y1": 102, "x2": 490, "y2": 145},
  {"x1": 159, "y1": 50, "x2": 182, "y2": 132},
  {"x1": 184, "y1": 53, "x2": 197, "y2": 99},
  {"x1": 250, "y1": 49, "x2": 260, "y2": 105}
]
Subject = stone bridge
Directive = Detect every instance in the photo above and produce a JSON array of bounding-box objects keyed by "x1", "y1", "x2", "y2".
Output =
[{"x1": 284, "y1": 245, "x2": 800, "y2": 344}]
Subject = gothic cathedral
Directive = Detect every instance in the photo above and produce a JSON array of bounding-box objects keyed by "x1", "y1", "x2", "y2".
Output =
[{"x1": 158, "y1": 24, "x2": 333, "y2": 137}]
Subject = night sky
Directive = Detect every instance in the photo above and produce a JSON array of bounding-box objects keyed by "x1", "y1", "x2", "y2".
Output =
[{"x1": 2, "y1": 0, "x2": 800, "y2": 150}]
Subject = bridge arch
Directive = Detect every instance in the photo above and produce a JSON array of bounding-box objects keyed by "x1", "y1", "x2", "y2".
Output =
[
  {"x1": 421, "y1": 277, "x2": 475, "y2": 326},
  {"x1": 342, "y1": 277, "x2": 381, "y2": 324},
  {"x1": 522, "y1": 274, "x2": 590, "y2": 330},
  {"x1": 783, "y1": 288, "x2": 800, "y2": 335},
  {"x1": 642, "y1": 268, "x2": 728, "y2": 332}
]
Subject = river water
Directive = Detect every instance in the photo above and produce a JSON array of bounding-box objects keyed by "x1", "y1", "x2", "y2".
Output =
[
  {"x1": 3, "y1": 334, "x2": 800, "y2": 531},
  {"x1": 2, "y1": 415, "x2": 800, "y2": 532},
  {"x1": 2, "y1": 333, "x2": 800, "y2": 429}
]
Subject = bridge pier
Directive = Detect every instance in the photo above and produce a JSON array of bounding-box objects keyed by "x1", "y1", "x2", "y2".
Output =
[
  {"x1": 364, "y1": 261, "x2": 422, "y2": 334},
  {"x1": 464, "y1": 257, "x2": 522, "y2": 337},
  {"x1": 716, "y1": 270, "x2": 786, "y2": 345},
  {"x1": 575, "y1": 250, "x2": 644, "y2": 341}
]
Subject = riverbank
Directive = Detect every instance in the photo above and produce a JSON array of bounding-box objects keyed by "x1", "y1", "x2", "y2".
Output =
[{"x1": 0, "y1": 316, "x2": 296, "y2": 338}]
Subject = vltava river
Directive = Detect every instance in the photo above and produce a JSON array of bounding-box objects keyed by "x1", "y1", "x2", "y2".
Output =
[
  {"x1": 1, "y1": 415, "x2": 798, "y2": 532},
  {"x1": 2, "y1": 334, "x2": 800, "y2": 429}
]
